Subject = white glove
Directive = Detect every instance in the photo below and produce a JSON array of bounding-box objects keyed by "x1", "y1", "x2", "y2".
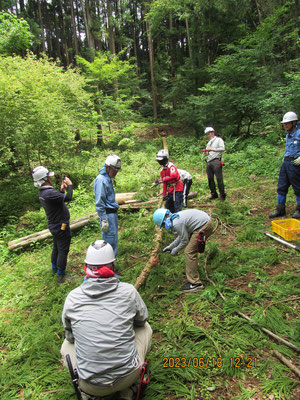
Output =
[
  {"x1": 293, "y1": 156, "x2": 300, "y2": 166},
  {"x1": 170, "y1": 249, "x2": 177, "y2": 256},
  {"x1": 101, "y1": 219, "x2": 109, "y2": 233},
  {"x1": 163, "y1": 246, "x2": 171, "y2": 253}
]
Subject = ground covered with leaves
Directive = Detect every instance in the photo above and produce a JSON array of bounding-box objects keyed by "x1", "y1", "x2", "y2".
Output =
[{"x1": 0, "y1": 135, "x2": 299, "y2": 400}]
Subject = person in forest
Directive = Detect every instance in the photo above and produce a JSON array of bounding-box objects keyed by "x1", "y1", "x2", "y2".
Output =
[
  {"x1": 153, "y1": 208, "x2": 214, "y2": 292},
  {"x1": 177, "y1": 168, "x2": 193, "y2": 208},
  {"x1": 94, "y1": 154, "x2": 121, "y2": 255},
  {"x1": 154, "y1": 149, "x2": 183, "y2": 213},
  {"x1": 61, "y1": 240, "x2": 152, "y2": 400},
  {"x1": 32, "y1": 166, "x2": 73, "y2": 283},
  {"x1": 269, "y1": 111, "x2": 300, "y2": 219},
  {"x1": 201, "y1": 127, "x2": 226, "y2": 201}
]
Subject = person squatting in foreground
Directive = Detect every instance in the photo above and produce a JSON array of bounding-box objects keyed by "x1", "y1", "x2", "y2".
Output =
[
  {"x1": 201, "y1": 127, "x2": 226, "y2": 201},
  {"x1": 153, "y1": 208, "x2": 214, "y2": 293},
  {"x1": 94, "y1": 154, "x2": 121, "y2": 255},
  {"x1": 269, "y1": 111, "x2": 300, "y2": 219},
  {"x1": 154, "y1": 149, "x2": 183, "y2": 213},
  {"x1": 61, "y1": 240, "x2": 152, "y2": 400},
  {"x1": 32, "y1": 166, "x2": 73, "y2": 284}
]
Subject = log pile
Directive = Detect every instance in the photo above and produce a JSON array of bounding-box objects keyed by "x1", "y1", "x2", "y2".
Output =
[{"x1": 8, "y1": 191, "x2": 198, "y2": 251}]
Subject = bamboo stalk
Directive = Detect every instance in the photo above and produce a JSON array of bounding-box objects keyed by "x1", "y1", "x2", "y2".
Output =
[
  {"x1": 273, "y1": 350, "x2": 300, "y2": 378},
  {"x1": 134, "y1": 229, "x2": 163, "y2": 290}
]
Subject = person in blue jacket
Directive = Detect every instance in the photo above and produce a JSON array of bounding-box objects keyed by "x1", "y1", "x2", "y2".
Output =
[
  {"x1": 269, "y1": 112, "x2": 300, "y2": 219},
  {"x1": 94, "y1": 155, "x2": 121, "y2": 255}
]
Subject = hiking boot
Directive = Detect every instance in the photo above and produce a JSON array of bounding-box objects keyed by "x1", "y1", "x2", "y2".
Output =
[
  {"x1": 292, "y1": 206, "x2": 300, "y2": 219},
  {"x1": 181, "y1": 282, "x2": 204, "y2": 292},
  {"x1": 207, "y1": 193, "x2": 218, "y2": 201},
  {"x1": 57, "y1": 274, "x2": 74, "y2": 284},
  {"x1": 269, "y1": 205, "x2": 286, "y2": 219},
  {"x1": 220, "y1": 194, "x2": 226, "y2": 201}
]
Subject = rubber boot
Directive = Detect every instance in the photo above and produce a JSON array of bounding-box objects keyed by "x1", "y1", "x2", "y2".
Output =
[
  {"x1": 292, "y1": 206, "x2": 300, "y2": 219},
  {"x1": 269, "y1": 204, "x2": 286, "y2": 219}
]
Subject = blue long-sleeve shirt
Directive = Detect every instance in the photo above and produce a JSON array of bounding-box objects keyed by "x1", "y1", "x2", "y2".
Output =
[
  {"x1": 284, "y1": 122, "x2": 300, "y2": 158},
  {"x1": 94, "y1": 166, "x2": 119, "y2": 220}
]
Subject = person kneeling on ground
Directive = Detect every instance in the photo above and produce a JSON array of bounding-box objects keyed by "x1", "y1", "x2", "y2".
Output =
[
  {"x1": 61, "y1": 240, "x2": 152, "y2": 400},
  {"x1": 153, "y1": 208, "x2": 214, "y2": 293}
]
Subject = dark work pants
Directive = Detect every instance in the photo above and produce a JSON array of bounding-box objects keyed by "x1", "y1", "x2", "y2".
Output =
[
  {"x1": 206, "y1": 159, "x2": 225, "y2": 198},
  {"x1": 51, "y1": 225, "x2": 71, "y2": 273},
  {"x1": 277, "y1": 161, "x2": 300, "y2": 197},
  {"x1": 165, "y1": 191, "x2": 183, "y2": 213},
  {"x1": 182, "y1": 179, "x2": 193, "y2": 207}
]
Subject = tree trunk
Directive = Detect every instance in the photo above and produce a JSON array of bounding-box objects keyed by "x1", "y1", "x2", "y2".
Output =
[
  {"x1": 81, "y1": 0, "x2": 95, "y2": 51},
  {"x1": 70, "y1": 0, "x2": 79, "y2": 57},
  {"x1": 37, "y1": 0, "x2": 46, "y2": 53},
  {"x1": 146, "y1": 20, "x2": 157, "y2": 121}
]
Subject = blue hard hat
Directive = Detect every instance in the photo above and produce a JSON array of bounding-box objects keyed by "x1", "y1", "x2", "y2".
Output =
[{"x1": 153, "y1": 208, "x2": 170, "y2": 227}]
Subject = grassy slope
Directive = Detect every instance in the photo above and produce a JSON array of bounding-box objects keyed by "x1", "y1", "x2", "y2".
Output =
[{"x1": 0, "y1": 136, "x2": 299, "y2": 400}]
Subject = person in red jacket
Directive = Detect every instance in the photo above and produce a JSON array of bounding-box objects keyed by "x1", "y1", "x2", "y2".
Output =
[{"x1": 154, "y1": 149, "x2": 183, "y2": 213}]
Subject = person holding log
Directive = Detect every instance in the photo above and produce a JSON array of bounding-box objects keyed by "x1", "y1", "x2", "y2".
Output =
[
  {"x1": 153, "y1": 208, "x2": 214, "y2": 292},
  {"x1": 32, "y1": 166, "x2": 73, "y2": 283},
  {"x1": 94, "y1": 154, "x2": 121, "y2": 255},
  {"x1": 61, "y1": 240, "x2": 152, "y2": 400}
]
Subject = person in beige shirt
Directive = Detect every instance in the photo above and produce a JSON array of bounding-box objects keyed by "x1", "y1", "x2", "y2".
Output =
[{"x1": 201, "y1": 127, "x2": 226, "y2": 200}]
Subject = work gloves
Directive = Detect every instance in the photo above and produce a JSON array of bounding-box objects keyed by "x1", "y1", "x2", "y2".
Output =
[
  {"x1": 101, "y1": 219, "x2": 109, "y2": 233},
  {"x1": 293, "y1": 156, "x2": 300, "y2": 166},
  {"x1": 163, "y1": 246, "x2": 171, "y2": 253},
  {"x1": 163, "y1": 247, "x2": 177, "y2": 256},
  {"x1": 154, "y1": 179, "x2": 163, "y2": 185}
]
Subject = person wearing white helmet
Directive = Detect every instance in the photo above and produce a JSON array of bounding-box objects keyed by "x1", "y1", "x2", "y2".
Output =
[
  {"x1": 269, "y1": 112, "x2": 300, "y2": 219},
  {"x1": 201, "y1": 127, "x2": 226, "y2": 201},
  {"x1": 153, "y1": 208, "x2": 214, "y2": 292},
  {"x1": 177, "y1": 168, "x2": 193, "y2": 208},
  {"x1": 94, "y1": 154, "x2": 121, "y2": 255},
  {"x1": 61, "y1": 240, "x2": 152, "y2": 400},
  {"x1": 32, "y1": 166, "x2": 73, "y2": 283},
  {"x1": 154, "y1": 149, "x2": 184, "y2": 212}
]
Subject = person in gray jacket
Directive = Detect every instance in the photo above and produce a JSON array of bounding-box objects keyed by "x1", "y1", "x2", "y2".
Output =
[
  {"x1": 153, "y1": 208, "x2": 214, "y2": 293},
  {"x1": 61, "y1": 240, "x2": 152, "y2": 400}
]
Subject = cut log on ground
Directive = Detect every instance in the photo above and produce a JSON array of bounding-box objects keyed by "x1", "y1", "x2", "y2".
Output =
[{"x1": 8, "y1": 192, "x2": 198, "y2": 251}]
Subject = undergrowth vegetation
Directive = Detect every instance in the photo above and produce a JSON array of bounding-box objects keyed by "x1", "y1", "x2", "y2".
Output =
[{"x1": 0, "y1": 135, "x2": 299, "y2": 400}]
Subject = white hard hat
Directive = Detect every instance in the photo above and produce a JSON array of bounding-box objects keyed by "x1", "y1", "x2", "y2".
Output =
[
  {"x1": 155, "y1": 149, "x2": 169, "y2": 161},
  {"x1": 105, "y1": 154, "x2": 121, "y2": 170},
  {"x1": 281, "y1": 112, "x2": 298, "y2": 123},
  {"x1": 204, "y1": 127, "x2": 215, "y2": 134},
  {"x1": 32, "y1": 166, "x2": 54, "y2": 187},
  {"x1": 85, "y1": 240, "x2": 115, "y2": 265}
]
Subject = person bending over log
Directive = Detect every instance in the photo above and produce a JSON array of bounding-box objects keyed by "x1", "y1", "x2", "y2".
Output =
[
  {"x1": 32, "y1": 166, "x2": 73, "y2": 283},
  {"x1": 61, "y1": 240, "x2": 152, "y2": 400},
  {"x1": 153, "y1": 208, "x2": 214, "y2": 293}
]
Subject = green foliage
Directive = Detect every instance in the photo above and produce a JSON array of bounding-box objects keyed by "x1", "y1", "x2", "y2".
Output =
[
  {"x1": 186, "y1": 1, "x2": 300, "y2": 137},
  {"x1": 0, "y1": 54, "x2": 96, "y2": 175},
  {"x1": 76, "y1": 52, "x2": 143, "y2": 123},
  {"x1": 0, "y1": 12, "x2": 33, "y2": 56}
]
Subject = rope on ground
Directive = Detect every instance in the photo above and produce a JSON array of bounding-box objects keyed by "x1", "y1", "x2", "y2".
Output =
[
  {"x1": 210, "y1": 213, "x2": 235, "y2": 235},
  {"x1": 202, "y1": 255, "x2": 300, "y2": 354}
]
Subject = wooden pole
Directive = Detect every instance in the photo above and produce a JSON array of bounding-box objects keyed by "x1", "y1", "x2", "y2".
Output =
[{"x1": 273, "y1": 350, "x2": 300, "y2": 378}]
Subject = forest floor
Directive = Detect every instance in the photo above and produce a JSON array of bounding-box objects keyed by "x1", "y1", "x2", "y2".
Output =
[{"x1": 0, "y1": 135, "x2": 299, "y2": 400}]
